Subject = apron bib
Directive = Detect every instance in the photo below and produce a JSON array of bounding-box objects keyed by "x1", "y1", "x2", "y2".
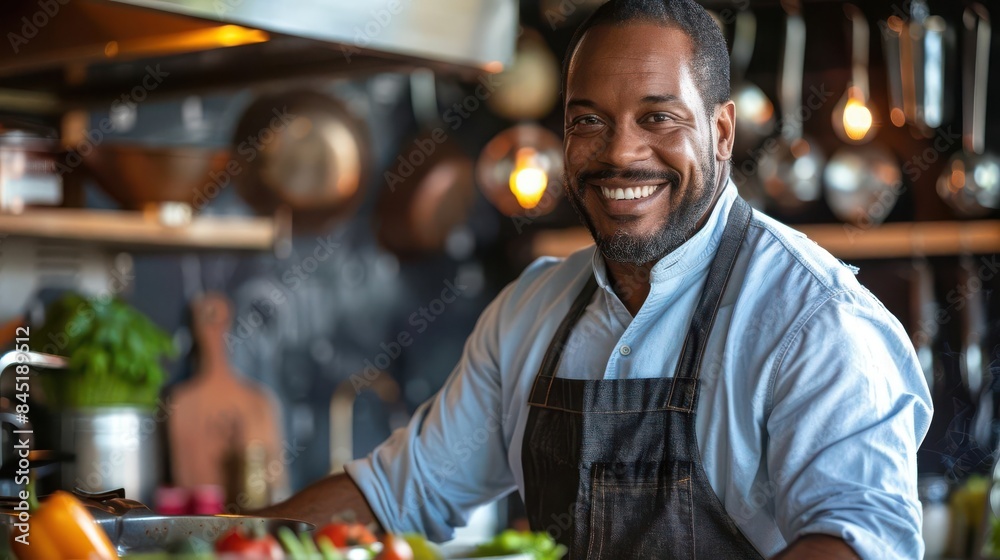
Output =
[{"x1": 521, "y1": 198, "x2": 764, "y2": 559}]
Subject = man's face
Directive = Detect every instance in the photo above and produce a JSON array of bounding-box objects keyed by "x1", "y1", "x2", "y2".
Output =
[{"x1": 563, "y1": 23, "x2": 733, "y2": 265}]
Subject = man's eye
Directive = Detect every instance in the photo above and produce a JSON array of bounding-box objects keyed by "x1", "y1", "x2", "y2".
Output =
[
  {"x1": 575, "y1": 116, "x2": 601, "y2": 126},
  {"x1": 645, "y1": 113, "x2": 673, "y2": 123}
]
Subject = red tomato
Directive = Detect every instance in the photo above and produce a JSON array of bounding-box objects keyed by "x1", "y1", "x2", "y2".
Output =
[
  {"x1": 315, "y1": 522, "x2": 377, "y2": 547},
  {"x1": 215, "y1": 527, "x2": 284, "y2": 559},
  {"x1": 375, "y1": 533, "x2": 414, "y2": 560}
]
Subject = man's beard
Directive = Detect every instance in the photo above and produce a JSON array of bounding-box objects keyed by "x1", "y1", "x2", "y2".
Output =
[{"x1": 565, "y1": 159, "x2": 718, "y2": 266}]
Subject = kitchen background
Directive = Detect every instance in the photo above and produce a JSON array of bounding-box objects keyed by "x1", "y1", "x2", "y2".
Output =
[{"x1": 1, "y1": 0, "x2": 999, "y2": 557}]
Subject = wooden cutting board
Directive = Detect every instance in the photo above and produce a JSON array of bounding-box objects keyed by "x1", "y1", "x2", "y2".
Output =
[{"x1": 166, "y1": 293, "x2": 286, "y2": 506}]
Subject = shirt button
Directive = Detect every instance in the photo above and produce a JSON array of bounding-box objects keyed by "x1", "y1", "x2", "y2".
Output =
[{"x1": 619, "y1": 345, "x2": 631, "y2": 356}]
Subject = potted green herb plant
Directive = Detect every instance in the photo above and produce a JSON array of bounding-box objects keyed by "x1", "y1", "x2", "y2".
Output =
[{"x1": 31, "y1": 293, "x2": 176, "y2": 505}]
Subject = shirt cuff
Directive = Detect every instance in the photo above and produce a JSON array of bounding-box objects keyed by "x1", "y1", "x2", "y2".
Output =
[
  {"x1": 344, "y1": 457, "x2": 399, "y2": 534},
  {"x1": 794, "y1": 520, "x2": 922, "y2": 560}
]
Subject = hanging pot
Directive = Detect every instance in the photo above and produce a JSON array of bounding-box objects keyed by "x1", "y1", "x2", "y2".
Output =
[{"x1": 376, "y1": 70, "x2": 476, "y2": 257}]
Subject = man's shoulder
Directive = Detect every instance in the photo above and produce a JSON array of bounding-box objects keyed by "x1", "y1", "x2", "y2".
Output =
[
  {"x1": 498, "y1": 245, "x2": 596, "y2": 319},
  {"x1": 745, "y1": 209, "x2": 865, "y2": 298},
  {"x1": 741, "y1": 209, "x2": 907, "y2": 346}
]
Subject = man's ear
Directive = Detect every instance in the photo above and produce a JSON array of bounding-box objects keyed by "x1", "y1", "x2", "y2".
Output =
[{"x1": 715, "y1": 100, "x2": 736, "y2": 161}]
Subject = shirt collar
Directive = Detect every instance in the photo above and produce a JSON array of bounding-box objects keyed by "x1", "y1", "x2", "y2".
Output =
[{"x1": 592, "y1": 179, "x2": 739, "y2": 290}]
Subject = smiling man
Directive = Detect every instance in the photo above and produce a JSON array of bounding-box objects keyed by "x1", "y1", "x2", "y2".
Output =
[{"x1": 266, "y1": 1, "x2": 933, "y2": 558}]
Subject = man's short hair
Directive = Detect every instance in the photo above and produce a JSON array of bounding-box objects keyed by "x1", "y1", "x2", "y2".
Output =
[{"x1": 562, "y1": 0, "x2": 731, "y2": 115}]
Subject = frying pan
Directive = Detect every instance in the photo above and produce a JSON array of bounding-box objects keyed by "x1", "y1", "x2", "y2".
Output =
[
  {"x1": 233, "y1": 90, "x2": 370, "y2": 233},
  {"x1": 376, "y1": 69, "x2": 476, "y2": 257}
]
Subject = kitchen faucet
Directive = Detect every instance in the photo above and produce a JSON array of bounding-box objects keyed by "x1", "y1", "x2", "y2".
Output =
[{"x1": 0, "y1": 350, "x2": 69, "y2": 378}]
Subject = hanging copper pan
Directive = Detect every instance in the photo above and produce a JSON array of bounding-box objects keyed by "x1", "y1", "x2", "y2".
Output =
[
  {"x1": 232, "y1": 90, "x2": 370, "y2": 233},
  {"x1": 375, "y1": 136, "x2": 475, "y2": 257}
]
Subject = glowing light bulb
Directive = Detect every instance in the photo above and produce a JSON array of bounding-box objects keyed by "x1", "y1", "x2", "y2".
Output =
[
  {"x1": 843, "y1": 96, "x2": 873, "y2": 141},
  {"x1": 509, "y1": 147, "x2": 548, "y2": 209},
  {"x1": 214, "y1": 25, "x2": 269, "y2": 47}
]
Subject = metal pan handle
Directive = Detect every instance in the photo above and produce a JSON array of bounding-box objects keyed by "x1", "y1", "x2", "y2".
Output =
[{"x1": 963, "y1": 4, "x2": 991, "y2": 155}]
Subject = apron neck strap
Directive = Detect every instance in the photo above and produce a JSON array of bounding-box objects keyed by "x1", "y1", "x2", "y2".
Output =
[{"x1": 667, "y1": 197, "x2": 752, "y2": 411}]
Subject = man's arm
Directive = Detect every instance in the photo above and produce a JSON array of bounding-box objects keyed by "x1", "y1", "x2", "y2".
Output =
[
  {"x1": 259, "y1": 472, "x2": 379, "y2": 528},
  {"x1": 262, "y1": 280, "x2": 521, "y2": 540},
  {"x1": 764, "y1": 290, "x2": 933, "y2": 558},
  {"x1": 771, "y1": 535, "x2": 859, "y2": 560}
]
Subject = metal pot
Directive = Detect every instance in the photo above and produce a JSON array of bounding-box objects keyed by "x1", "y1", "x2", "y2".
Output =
[
  {"x1": 55, "y1": 407, "x2": 162, "y2": 507},
  {"x1": 80, "y1": 143, "x2": 232, "y2": 218},
  {"x1": 0, "y1": 119, "x2": 64, "y2": 212}
]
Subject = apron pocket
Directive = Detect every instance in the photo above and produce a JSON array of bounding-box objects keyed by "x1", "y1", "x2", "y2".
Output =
[{"x1": 586, "y1": 461, "x2": 694, "y2": 560}]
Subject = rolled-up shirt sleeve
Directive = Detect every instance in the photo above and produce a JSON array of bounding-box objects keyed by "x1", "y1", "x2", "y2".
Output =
[
  {"x1": 345, "y1": 283, "x2": 516, "y2": 542},
  {"x1": 767, "y1": 289, "x2": 934, "y2": 558}
]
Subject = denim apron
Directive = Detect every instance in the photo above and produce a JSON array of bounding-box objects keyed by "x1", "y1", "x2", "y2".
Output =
[{"x1": 521, "y1": 198, "x2": 764, "y2": 559}]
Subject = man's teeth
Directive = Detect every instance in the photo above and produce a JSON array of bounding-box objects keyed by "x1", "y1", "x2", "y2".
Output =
[{"x1": 600, "y1": 185, "x2": 659, "y2": 200}]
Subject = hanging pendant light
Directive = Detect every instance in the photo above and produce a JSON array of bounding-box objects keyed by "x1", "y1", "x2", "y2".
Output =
[{"x1": 476, "y1": 124, "x2": 563, "y2": 217}]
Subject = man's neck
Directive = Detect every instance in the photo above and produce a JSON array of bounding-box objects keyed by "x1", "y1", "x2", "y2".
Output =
[{"x1": 605, "y1": 172, "x2": 730, "y2": 316}]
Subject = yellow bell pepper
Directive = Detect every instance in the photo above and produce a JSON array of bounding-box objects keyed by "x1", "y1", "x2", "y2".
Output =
[{"x1": 10, "y1": 490, "x2": 118, "y2": 559}]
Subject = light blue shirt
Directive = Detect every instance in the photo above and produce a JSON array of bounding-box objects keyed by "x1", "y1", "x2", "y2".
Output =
[{"x1": 346, "y1": 181, "x2": 933, "y2": 558}]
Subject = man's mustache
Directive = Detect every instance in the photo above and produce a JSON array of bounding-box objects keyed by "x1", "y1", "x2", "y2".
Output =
[{"x1": 575, "y1": 167, "x2": 681, "y2": 186}]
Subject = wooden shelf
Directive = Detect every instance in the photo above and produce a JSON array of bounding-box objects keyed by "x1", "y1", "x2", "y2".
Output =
[
  {"x1": 795, "y1": 221, "x2": 1000, "y2": 259},
  {"x1": 0, "y1": 208, "x2": 279, "y2": 252},
  {"x1": 530, "y1": 220, "x2": 1000, "y2": 260}
]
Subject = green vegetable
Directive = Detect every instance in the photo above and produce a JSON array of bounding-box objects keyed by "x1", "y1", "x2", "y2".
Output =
[
  {"x1": 31, "y1": 293, "x2": 175, "y2": 408},
  {"x1": 277, "y1": 526, "x2": 307, "y2": 559},
  {"x1": 316, "y1": 537, "x2": 346, "y2": 560},
  {"x1": 301, "y1": 531, "x2": 322, "y2": 559},
  {"x1": 403, "y1": 533, "x2": 444, "y2": 560},
  {"x1": 167, "y1": 535, "x2": 215, "y2": 559},
  {"x1": 473, "y1": 530, "x2": 567, "y2": 560}
]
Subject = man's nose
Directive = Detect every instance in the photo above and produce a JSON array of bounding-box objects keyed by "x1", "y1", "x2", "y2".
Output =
[{"x1": 596, "y1": 123, "x2": 653, "y2": 168}]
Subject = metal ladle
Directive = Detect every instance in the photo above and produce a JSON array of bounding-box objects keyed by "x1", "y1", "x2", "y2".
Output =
[
  {"x1": 824, "y1": 4, "x2": 902, "y2": 225},
  {"x1": 757, "y1": 2, "x2": 826, "y2": 214},
  {"x1": 937, "y1": 3, "x2": 1000, "y2": 217},
  {"x1": 831, "y1": 4, "x2": 878, "y2": 145},
  {"x1": 731, "y1": 10, "x2": 776, "y2": 159},
  {"x1": 900, "y1": 0, "x2": 951, "y2": 136}
]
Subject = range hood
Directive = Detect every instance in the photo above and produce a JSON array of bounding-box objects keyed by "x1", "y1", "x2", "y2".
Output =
[{"x1": 0, "y1": 0, "x2": 517, "y2": 109}]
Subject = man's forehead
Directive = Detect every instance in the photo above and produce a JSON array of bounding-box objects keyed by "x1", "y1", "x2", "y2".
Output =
[
  {"x1": 565, "y1": 23, "x2": 699, "y2": 103},
  {"x1": 568, "y1": 22, "x2": 695, "y2": 74}
]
